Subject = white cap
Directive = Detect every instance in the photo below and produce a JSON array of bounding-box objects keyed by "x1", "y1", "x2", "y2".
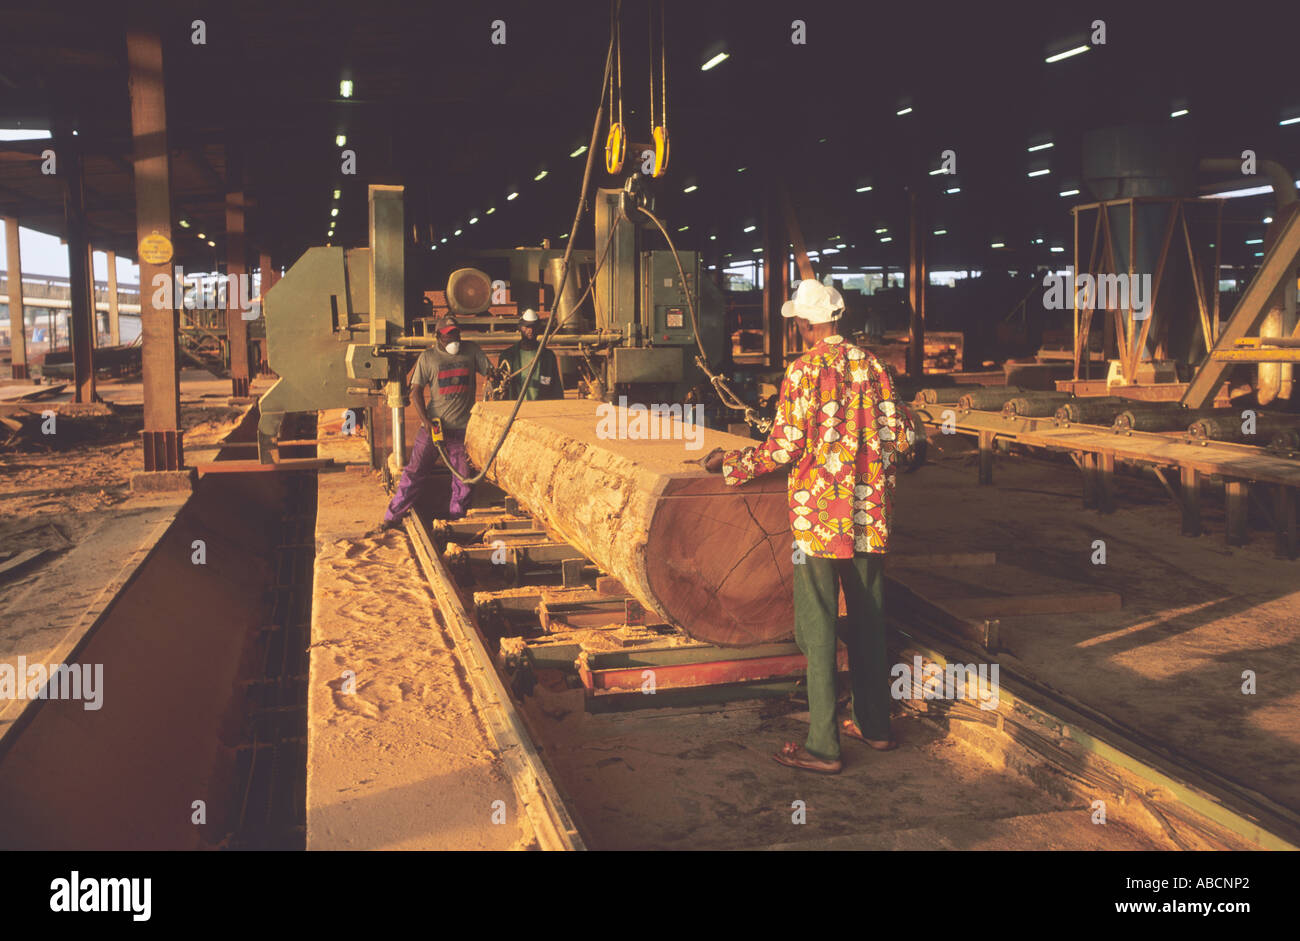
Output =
[
  {"x1": 781, "y1": 279, "x2": 844, "y2": 323},
  {"x1": 520, "y1": 308, "x2": 539, "y2": 323}
]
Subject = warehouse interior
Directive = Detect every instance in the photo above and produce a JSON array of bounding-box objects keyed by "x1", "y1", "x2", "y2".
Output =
[{"x1": 1, "y1": 0, "x2": 1298, "y2": 855}]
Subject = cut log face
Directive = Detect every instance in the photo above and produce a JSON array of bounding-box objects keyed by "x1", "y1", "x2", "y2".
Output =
[{"x1": 465, "y1": 401, "x2": 793, "y2": 646}]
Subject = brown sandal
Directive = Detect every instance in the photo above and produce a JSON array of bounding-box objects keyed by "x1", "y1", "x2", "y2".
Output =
[
  {"x1": 841, "y1": 719, "x2": 898, "y2": 751},
  {"x1": 773, "y1": 742, "x2": 842, "y2": 774}
]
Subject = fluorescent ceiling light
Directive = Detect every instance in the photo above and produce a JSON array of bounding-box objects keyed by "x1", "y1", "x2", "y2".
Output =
[
  {"x1": 933, "y1": 229, "x2": 947, "y2": 235},
  {"x1": 1280, "y1": 116, "x2": 1300, "y2": 126},
  {"x1": 440, "y1": 237, "x2": 447, "y2": 243},
  {"x1": 0, "y1": 128, "x2": 52, "y2": 141},
  {"x1": 896, "y1": 107, "x2": 913, "y2": 116},
  {"x1": 486, "y1": 207, "x2": 495, "y2": 215},
  {"x1": 991, "y1": 242, "x2": 1005, "y2": 248},
  {"x1": 683, "y1": 184, "x2": 698, "y2": 193},
  {"x1": 1264, "y1": 216, "x2": 1273, "y2": 223},
  {"x1": 928, "y1": 168, "x2": 946, "y2": 176},
  {"x1": 880, "y1": 237, "x2": 892, "y2": 243},
  {"x1": 1050, "y1": 246, "x2": 1065, "y2": 253},
  {"x1": 1028, "y1": 168, "x2": 1050, "y2": 177},
  {"x1": 179, "y1": 219, "x2": 191, "y2": 228},
  {"x1": 197, "y1": 232, "x2": 206, "y2": 239},
  {"x1": 534, "y1": 170, "x2": 547, "y2": 181},
  {"x1": 875, "y1": 227, "x2": 888, "y2": 234},
  {"x1": 469, "y1": 217, "x2": 478, "y2": 224},
  {"x1": 330, "y1": 208, "x2": 339, "y2": 217},
  {"x1": 1170, "y1": 109, "x2": 1189, "y2": 118},
  {"x1": 1045, "y1": 45, "x2": 1089, "y2": 64},
  {"x1": 1027, "y1": 142, "x2": 1054, "y2": 152},
  {"x1": 569, "y1": 145, "x2": 587, "y2": 157},
  {"x1": 333, "y1": 189, "x2": 341, "y2": 199},
  {"x1": 945, "y1": 187, "x2": 960, "y2": 194},
  {"x1": 709, "y1": 234, "x2": 717, "y2": 240},
  {"x1": 856, "y1": 185, "x2": 873, "y2": 193},
  {"x1": 1245, "y1": 238, "x2": 1262, "y2": 244},
  {"x1": 678, "y1": 225, "x2": 689, "y2": 232},
  {"x1": 454, "y1": 229, "x2": 462, "y2": 236},
  {"x1": 207, "y1": 240, "x2": 215, "y2": 247},
  {"x1": 507, "y1": 192, "x2": 519, "y2": 201},
  {"x1": 701, "y1": 52, "x2": 729, "y2": 71},
  {"x1": 743, "y1": 225, "x2": 756, "y2": 233},
  {"x1": 1059, "y1": 188, "x2": 1081, "y2": 197},
  {"x1": 1204, "y1": 181, "x2": 1300, "y2": 199},
  {"x1": 339, "y1": 80, "x2": 353, "y2": 98},
  {"x1": 335, "y1": 134, "x2": 346, "y2": 147}
]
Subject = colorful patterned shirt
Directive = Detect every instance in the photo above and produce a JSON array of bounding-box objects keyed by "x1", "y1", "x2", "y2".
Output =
[{"x1": 722, "y1": 335, "x2": 917, "y2": 558}]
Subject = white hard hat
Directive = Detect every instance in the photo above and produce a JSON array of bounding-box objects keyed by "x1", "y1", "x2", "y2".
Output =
[
  {"x1": 520, "y1": 308, "x2": 539, "y2": 323},
  {"x1": 781, "y1": 279, "x2": 844, "y2": 323}
]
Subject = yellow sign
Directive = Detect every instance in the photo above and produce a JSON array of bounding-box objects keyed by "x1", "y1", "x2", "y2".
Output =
[{"x1": 138, "y1": 233, "x2": 174, "y2": 266}]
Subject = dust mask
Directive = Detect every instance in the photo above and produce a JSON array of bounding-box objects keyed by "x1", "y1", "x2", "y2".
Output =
[{"x1": 444, "y1": 340, "x2": 461, "y2": 356}]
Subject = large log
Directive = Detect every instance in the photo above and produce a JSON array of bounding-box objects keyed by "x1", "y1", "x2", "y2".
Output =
[{"x1": 465, "y1": 400, "x2": 793, "y2": 646}]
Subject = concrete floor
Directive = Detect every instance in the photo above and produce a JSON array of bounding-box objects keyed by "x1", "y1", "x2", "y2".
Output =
[
  {"x1": 891, "y1": 433, "x2": 1300, "y2": 817},
  {"x1": 525, "y1": 693, "x2": 1163, "y2": 850}
]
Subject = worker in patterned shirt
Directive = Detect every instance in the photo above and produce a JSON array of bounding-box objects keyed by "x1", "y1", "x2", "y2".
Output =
[{"x1": 705, "y1": 278, "x2": 920, "y2": 774}]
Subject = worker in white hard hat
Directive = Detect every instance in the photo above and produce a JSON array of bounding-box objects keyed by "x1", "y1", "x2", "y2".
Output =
[
  {"x1": 704, "y1": 278, "x2": 921, "y2": 773},
  {"x1": 498, "y1": 308, "x2": 564, "y2": 401}
]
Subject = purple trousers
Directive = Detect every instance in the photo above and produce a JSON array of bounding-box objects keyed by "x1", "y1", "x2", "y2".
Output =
[{"x1": 383, "y1": 425, "x2": 471, "y2": 523}]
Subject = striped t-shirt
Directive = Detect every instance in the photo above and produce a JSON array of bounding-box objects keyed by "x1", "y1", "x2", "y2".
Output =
[{"x1": 411, "y1": 341, "x2": 492, "y2": 431}]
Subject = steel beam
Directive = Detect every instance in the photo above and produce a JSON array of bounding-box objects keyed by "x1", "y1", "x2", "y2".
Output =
[{"x1": 1182, "y1": 206, "x2": 1300, "y2": 408}]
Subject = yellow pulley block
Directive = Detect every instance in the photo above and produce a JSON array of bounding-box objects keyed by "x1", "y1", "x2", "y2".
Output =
[
  {"x1": 605, "y1": 123, "x2": 627, "y2": 174},
  {"x1": 651, "y1": 125, "x2": 669, "y2": 178}
]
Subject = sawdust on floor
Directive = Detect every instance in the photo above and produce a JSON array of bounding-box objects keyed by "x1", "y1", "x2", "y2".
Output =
[{"x1": 306, "y1": 465, "x2": 535, "y2": 850}]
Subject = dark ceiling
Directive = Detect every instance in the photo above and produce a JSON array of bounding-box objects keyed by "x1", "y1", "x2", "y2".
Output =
[{"x1": 0, "y1": 0, "x2": 1297, "y2": 281}]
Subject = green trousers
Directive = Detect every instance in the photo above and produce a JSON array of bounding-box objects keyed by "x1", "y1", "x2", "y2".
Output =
[{"x1": 793, "y1": 553, "x2": 890, "y2": 761}]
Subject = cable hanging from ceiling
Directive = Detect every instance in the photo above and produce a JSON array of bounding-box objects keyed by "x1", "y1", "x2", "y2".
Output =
[
  {"x1": 604, "y1": 0, "x2": 626, "y2": 175},
  {"x1": 648, "y1": 0, "x2": 668, "y2": 178}
]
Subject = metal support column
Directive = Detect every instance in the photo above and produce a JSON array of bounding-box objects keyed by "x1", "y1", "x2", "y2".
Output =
[
  {"x1": 761, "y1": 185, "x2": 786, "y2": 369},
  {"x1": 908, "y1": 189, "x2": 927, "y2": 379},
  {"x1": 3, "y1": 216, "x2": 28, "y2": 379},
  {"x1": 226, "y1": 185, "x2": 251, "y2": 399},
  {"x1": 87, "y1": 244, "x2": 99, "y2": 346},
  {"x1": 106, "y1": 250, "x2": 120, "y2": 346},
  {"x1": 369, "y1": 186, "x2": 406, "y2": 471},
  {"x1": 60, "y1": 130, "x2": 96, "y2": 403},
  {"x1": 128, "y1": 26, "x2": 182, "y2": 470}
]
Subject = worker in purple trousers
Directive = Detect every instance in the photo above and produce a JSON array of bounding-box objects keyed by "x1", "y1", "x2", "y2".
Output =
[{"x1": 379, "y1": 315, "x2": 492, "y2": 529}]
